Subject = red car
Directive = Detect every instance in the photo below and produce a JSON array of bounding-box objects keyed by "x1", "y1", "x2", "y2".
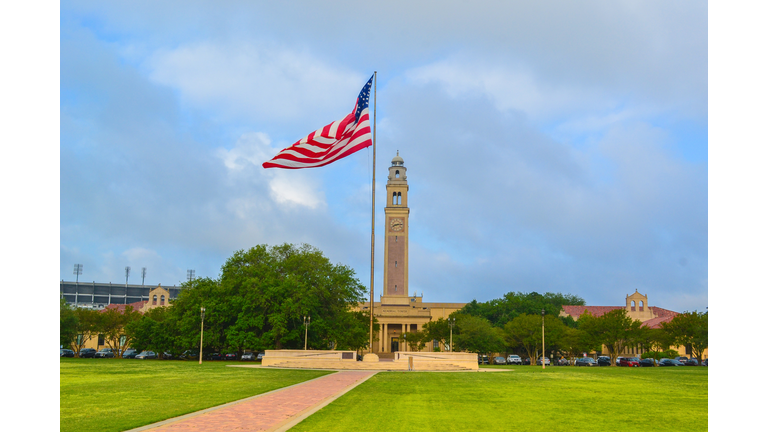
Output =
[{"x1": 619, "y1": 357, "x2": 640, "y2": 367}]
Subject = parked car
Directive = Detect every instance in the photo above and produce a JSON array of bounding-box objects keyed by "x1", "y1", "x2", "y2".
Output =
[
  {"x1": 79, "y1": 348, "x2": 97, "y2": 358},
  {"x1": 684, "y1": 358, "x2": 699, "y2": 366},
  {"x1": 122, "y1": 349, "x2": 139, "y2": 359},
  {"x1": 225, "y1": 353, "x2": 238, "y2": 361},
  {"x1": 619, "y1": 357, "x2": 640, "y2": 367},
  {"x1": 597, "y1": 356, "x2": 611, "y2": 366},
  {"x1": 702, "y1": 359, "x2": 708, "y2": 367},
  {"x1": 207, "y1": 353, "x2": 223, "y2": 360},
  {"x1": 179, "y1": 350, "x2": 199, "y2": 360},
  {"x1": 536, "y1": 357, "x2": 551, "y2": 366},
  {"x1": 493, "y1": 356, "x2": 507, "y2": 365},
  {"x1": 60, "y1": 349, "x2": 75, "y2": 357},
  {"x1": 675, "y1": 356, "x2": 689, "y2": 363},
  {"x1": 257, "y1": 352, "x2": 265, "y2": 361},
  {"x1": 506, "y1": 355, "x2": 523, "y2": 365},
  {"x1": 135, "y1": 351, "x2": 157, "y2": 360},
  {"x1": 616, "y1": 357, "x2": 625, "y2": 366},
  {"x1": 477, "y1": 354, "x2": 489, "y2": 365},
  {"x1": 523, "y1": 358, "x2": 531, "y2": 365},
  {"x1": 555, "y1": 357, "x2": 570, "y2": 366},
  {"x1": 575, "y1": 357, "x2": 597, "y2": 367},
  {"x1": 241, "y1": 352, "x2": 256, "y2": 361},
  {"x1": 639, "y1": 358, "x2": 657, "y2": 367},
  {"x1": 659, "y1": 358, "x2": 684, "y2": 366},
  {"x1": 94, "y1": 348, "x2": 115, "y2": 358}
]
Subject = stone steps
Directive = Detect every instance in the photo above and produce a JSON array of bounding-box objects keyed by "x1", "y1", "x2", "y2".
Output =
[{"x1": 267, "y1": 359, "x2": 474, "y2": 371}]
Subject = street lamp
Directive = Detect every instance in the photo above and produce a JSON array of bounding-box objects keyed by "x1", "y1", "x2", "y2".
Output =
[
  {"x1": 303, "y1": 316, "x2": 311, "y2": 350},
  {"x1": 199, "y1": 307, "x2": 205, "y2": 365},
  {"x1": 448, "y1": 317, "x2": 456, "y2": 352},
  {"x1": 541, "y1": 309, "x2": 546, "y2": 370}
]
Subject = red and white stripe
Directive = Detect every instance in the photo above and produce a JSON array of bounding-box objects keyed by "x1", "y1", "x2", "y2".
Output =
[{"x1": 262, "y1": 107, "x2": 372, "y2": 169}]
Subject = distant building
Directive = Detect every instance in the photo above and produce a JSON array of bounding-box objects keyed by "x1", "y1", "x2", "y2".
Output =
[
  {"x1": 60, "y1": 281, "x2": 182, "y2": 310},
  {"x1": 560, "y1": 290, "x2": 707, "y2": 359},
  {"x1": 357, "y1": 153, "x2": 466, "y2": 356}
]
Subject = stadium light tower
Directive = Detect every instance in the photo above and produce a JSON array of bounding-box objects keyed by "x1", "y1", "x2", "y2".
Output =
[
  {"x1": 141, "y1": 267, "x2": 147, "y2": 286},
  {"x1": 125, "y1": 266, "x2": 131, "y2": 286},
  {"x1": 187, "y1": 269, "x2": 195, "y2": 282},
  {"x1": 74, "y1": 264, "x2": 83, "y2": 283}
]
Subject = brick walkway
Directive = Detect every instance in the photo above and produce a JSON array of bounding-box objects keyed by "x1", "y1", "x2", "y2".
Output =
[{"x1": 133, "y1": 370, "x2": 377, "y2": 432}]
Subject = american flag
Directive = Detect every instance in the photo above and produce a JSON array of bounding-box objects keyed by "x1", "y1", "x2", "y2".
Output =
[{"x1": 262, "y1": 75, "x2": 373, "y2": 169}]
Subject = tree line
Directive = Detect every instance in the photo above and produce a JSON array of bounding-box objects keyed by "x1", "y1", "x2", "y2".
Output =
[
  {"x1": 402, "y1": 292, "x2": 708, "y2": 366},
  {"x1": 60, "y1": 244, "x2": 374, "y2": 357}
]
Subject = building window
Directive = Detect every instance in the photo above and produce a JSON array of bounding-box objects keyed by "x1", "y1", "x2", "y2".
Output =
[
  {"x1": 631, "y1": 300, "x2": 636, "y2": 311},
  {"x1": 153, "y1": 295, "x2": 157, "y2": 305},
  {"x1": 120, "y1": 335, "x2": 127, "y2": 347},
  {"x1": 433, "y1": 339, "x2": 439, "y2": 350},
  {"x1": 392, "y1": 192, "x2": 397, "y2": 205},
  {"x1": 395, "y1": 285, "x2": 397, "y2": 292},
  {"x1": 98, "y1": 334, "x2": 105, "y2": 346},
  {"x1": 639, "y1": 300, "x2": 644, "y2": 311},
  {"x1": 76, "y1": 334, "x2": 83, "y2": 345},
  {"x1": 395, "y1": 170, "x2": 400, "y2": 178},
  {"x1": 395, "y1": 261, "x2": 397, "y2": 268},
  {"x1": 160, "y1": 295, "x2": 165, "y2": 305}
]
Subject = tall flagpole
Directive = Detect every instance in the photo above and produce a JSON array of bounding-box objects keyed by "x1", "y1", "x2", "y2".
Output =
[{"x1": 369, "y1": 71, "x2": 377, "y2": 353}]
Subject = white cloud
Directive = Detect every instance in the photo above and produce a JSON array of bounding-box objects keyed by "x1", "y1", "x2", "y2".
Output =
[
  {"x1": 217, "y1": 132, "x2": 273, "y2": 172},
  {"x1": 145, "y1": 41, "x2": 365, "y2": 124},
  {"x1": 268, "y1": 172, "x2": 326, "y2": 209}
]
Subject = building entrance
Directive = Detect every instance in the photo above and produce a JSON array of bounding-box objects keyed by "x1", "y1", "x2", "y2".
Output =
[{"x1": 391, "y1": 338, "x2": 399, "y2": 353}]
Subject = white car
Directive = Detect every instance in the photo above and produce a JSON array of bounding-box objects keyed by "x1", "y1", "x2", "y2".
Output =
[{"x1": 507, "y1": 354, "x2": 523, "y2": 365}]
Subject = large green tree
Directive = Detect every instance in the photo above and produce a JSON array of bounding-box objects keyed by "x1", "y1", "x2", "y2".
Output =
[
  {"x1": 100, "y1": 306, "x2": 142, "y2": 357},
  {"x1": 503, "y1": 314, "x2": 566, "y2": 364},
  {"x1": 579, "y1": 309, "x2": 643, "y2": 366},
  {"x1": 71, "y1": 307, "x2": 102, "y2": 356},
  {"x1": 422, "y1": 318, "x2": 452, "y2": 351},
  {"x1": 168, "y1": 243, "x2": 369, "y2": 355},
  {"x1": 453, "y1": 315, "x2": 504, "y2": 357},
  {"x1": 60, "y1": 299, "x2": 78, "y2": 349},
  {"x1": 662, "y1": 311, "x2": 708, "y2": 364}
]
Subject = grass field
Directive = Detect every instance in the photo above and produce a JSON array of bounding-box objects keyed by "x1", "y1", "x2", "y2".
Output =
[
  {"x1": 59, "y1": 358, "x2": 329, "y2": 432},
  {"x1": 291, "y1": 366, "x2": 708, "y2": 431}
]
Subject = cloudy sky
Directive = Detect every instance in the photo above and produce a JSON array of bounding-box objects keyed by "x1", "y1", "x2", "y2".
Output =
[{"x1": 58, "y1": 1, "x2": 709, "y2": 312}]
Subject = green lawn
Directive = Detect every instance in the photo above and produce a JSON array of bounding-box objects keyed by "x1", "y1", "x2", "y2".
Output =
[
  {"x1": 60, "y1": 358, "x2": 329, "y2": 432},
  {"x1": 291, "y1": 366, "x2": 708, "y2": 431}
]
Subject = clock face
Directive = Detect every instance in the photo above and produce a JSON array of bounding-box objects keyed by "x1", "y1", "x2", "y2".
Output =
[{"x1": 390, "y1": 218, "x2": 404, "y2": 232}]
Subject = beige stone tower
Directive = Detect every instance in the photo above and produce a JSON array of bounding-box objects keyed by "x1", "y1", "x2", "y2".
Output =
[{"x1": 383, "y1": 152, "x2": 410, "y2": 299}]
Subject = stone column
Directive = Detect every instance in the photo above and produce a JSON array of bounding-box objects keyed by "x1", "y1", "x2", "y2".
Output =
[
  {"x1": 383, "y1": 323, "x2": 388, "y2": 352},
  {"x1": 403, "y1": 323, "x2": 408, "y2": 352}
]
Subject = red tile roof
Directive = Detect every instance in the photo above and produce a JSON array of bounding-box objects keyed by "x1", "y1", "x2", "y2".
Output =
[
  {"x1": 102, "y1": 300, "x2": 147, "y2": 313},
  {"x1": 562, "y1": 304, "x2": 680, "y2": 326},
  {"x1": 641, "y1": 315, "x2": 676, "y2": 329}
]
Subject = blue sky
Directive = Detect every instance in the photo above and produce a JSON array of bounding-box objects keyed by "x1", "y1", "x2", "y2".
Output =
[{"x1": 57, "y1": 1, "x2": 709, "y2": 312}]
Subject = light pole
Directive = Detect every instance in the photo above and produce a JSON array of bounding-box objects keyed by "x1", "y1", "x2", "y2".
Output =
[
  {"x1": 448, "y1": 317, "x2": 456, "y2": 352},
  {"x1": 304, "y1": 316, "x2": 311, "y2": 350},
  {"x1": 199, "y1": 307, "x2": 205, "y2": 365},
  {"x1": 541, "y1": 309, "x2": 546, "y2": 370}
]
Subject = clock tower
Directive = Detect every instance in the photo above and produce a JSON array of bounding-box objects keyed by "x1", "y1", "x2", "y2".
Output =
[{"x1": 383, "y1": 152, "x2": 409, "y2": 298}]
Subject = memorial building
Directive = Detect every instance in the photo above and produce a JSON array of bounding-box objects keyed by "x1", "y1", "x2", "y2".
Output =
[{"x1": 358, "y1": 153, "x2": 465, "y2": 357}]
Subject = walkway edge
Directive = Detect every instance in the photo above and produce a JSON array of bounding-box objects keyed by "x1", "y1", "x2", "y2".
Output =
[
  {"x1": 268, "y1": 371, "x2": 378, "y2": 432},
  {"x1": 123, "y1": 371, "x2": 338, "y2": 432}
]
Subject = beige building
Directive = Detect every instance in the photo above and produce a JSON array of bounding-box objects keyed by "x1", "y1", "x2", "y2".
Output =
[
  {"x1": 76, "y1": 285, "x2": 172, "y2": 351},
  {"x1": 358, "y1": 153, "x2": 465, "y2": 357},
  {"x1": 561, "y1": 290, "x2": 707, "y2": 359}
]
